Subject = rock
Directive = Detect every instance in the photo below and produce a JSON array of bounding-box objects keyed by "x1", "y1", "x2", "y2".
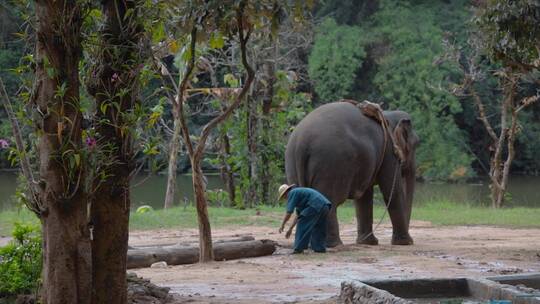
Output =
[
  {"x1": 127, "y1": 272, "x2": 172, "y2": 304},
  {"x1": 150, "y1": 261, "x2": 168, "y2": 268}
]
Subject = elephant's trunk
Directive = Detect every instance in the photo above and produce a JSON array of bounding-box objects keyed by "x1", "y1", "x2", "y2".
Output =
[{"x1": 403, "y1": 158, "x2": 416, "y2": 227}]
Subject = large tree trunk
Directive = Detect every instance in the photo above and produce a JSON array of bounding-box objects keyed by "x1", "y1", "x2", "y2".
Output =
[
  {"x1": 34, "y1": 1, "x2": 92, "y2": 303},
  {"x1": 164, "y1": 112, "x2": 182, "y2": 209},
  {"x1": 86, "y1": 0, "x2": 142, "y2": 303},
  {"x1": 127, "y1": 239, "x2": 277, "y2": 269}
]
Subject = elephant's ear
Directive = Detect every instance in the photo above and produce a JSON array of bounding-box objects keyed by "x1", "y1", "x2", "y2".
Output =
[{"x1": 393, "y1": 118, "x2": 412, "y2": 163}]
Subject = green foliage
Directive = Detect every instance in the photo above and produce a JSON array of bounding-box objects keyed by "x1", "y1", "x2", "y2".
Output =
[
  {"x1": 135, "y1": 205, "x2": 154, "y2": 214},
  {"x1": 369, "y1": 1, "x2": 472, "y2": 179},
  {"x1": 314, "y1": 0, "x2": 379, "y2": 26},
  {"x1": 475, "y1": 0, "x2": 540, "y2": 69},
  {"x1": 206, "y1": 189, "x2": 230, "y2": 207},
  {"x1": 308, "y1": 18, "x2": 367, "y2": 102},
  {"x1": 221, "y1": 75, "x2": 312, "y2": 207},
  {"x1": 0, "y1": 223, "x2": 42, "y2": 297}
]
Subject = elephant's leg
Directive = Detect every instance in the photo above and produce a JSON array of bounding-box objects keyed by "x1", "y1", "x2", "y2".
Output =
[
  {"x1": 378, "y1": 172, "x2": 413, "y2": 245},
  {"x1": 326, "y1": 204, "x2": 343, "y2": 247},
  {"x1": 355, "y1": 187, "x2": 378, "y2": 245}
]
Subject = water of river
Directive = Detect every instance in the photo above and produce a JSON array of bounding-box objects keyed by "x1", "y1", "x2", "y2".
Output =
[{"x1": 0, "y1": 171, "x2": 538, "y2": 211}]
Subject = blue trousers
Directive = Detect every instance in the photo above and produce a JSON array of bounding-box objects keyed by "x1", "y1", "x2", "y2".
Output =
[{"x1": 294, "y1": 205, "x2": 330, "y2": 252}]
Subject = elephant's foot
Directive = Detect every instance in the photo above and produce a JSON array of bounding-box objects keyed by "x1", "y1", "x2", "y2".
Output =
[
  {"x1": 326, "y1": 237, "x2": 343, "y2": 248},
  {"x1": 356, "y1": 233, "x2": 378, "y2": 245},
  {"x1": 391, "y1": 233, "x2": 414, "y2": 245}
]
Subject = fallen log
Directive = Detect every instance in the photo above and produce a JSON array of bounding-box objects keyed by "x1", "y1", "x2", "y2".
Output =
[
  {"x1": 130, "y1": 235, "x2": 256, "y2": 249},
  {"x1": 127, "y1": 239, "x2": 277, "y2": 269}
]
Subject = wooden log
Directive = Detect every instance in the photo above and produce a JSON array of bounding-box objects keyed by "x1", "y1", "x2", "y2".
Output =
[
  {"x1": 127, "y1": 239, "x2": 277, "y2": 269},
  {"x1": 130, "y1": 235, "x2": 256, "y2": 249}
]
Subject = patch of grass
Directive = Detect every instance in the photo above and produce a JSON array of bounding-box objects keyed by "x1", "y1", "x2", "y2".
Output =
[
  {"x1": 0, "y1": 208, "x2": 38, "y2": 237},
  {"x1": 129, "y1": 205, "x2": 283, "y2": 230},
  {"x1": 411, "y1": 200, "x2": 540, "y2": 227},
  {"x1": 0, "y1": 200, "x2": 539, "y2": 236}
]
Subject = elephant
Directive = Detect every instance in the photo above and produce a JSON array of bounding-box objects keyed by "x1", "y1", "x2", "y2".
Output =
[{"x1": 284, "y1": 101, "x2": 419, "y2": 247}]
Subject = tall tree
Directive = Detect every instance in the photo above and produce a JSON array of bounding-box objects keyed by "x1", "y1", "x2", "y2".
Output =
[
  {"x1": 469, "y1": 0, "x2": 539, "y2": 207},
  {"x1": 33, "y1": 1, "x2": 91, "y2": 302},
  {"x1": 85, "y1": 0, "x2": 145, "y2": 301},
  {"x1": 176, "y1": 3, "x2": 254, "y2": 262}
]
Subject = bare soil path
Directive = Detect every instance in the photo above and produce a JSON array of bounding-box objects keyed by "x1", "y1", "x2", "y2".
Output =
[{"x1": 129, "y1": 221, "x2": 540, "y2": 303}]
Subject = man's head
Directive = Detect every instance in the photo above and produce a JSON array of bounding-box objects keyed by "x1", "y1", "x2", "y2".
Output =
[{"x1": 278, "y1": 184, "x2": 296, "y2": 201}]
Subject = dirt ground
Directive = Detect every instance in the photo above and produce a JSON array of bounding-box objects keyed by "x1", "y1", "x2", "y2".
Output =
[{"x1": 129, "y1": 221, "x2": 540, "y2": 304}]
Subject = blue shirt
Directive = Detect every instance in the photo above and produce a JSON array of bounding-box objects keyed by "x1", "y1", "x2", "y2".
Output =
[{"x1": 286, "y1": 187, "x2": 332, "y2": 215}]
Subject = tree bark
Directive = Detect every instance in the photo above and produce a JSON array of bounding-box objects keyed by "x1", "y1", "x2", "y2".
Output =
[
  {"x1": 164, "y1": 111, "x2": 182, "y2": 209},
  {"x1": 260, "y1": 62, "x2": 275, "y2": 205},
  {"x1": 85, "y1": 0, "x2": 143, "y2": 303},
  {"x1": 127, "y1": 239, "x2": 277, "y2": 269},
  {"x1": 245, "y1": 95, "x2": 258, "y2": 208},
  {"x1": 489, "y1": 77, "x2": 516, "y2": 208},
  {"x1": 218, "y1": 131, "x2": 236, "y2": 205},
  {"x1": 191, "y1": 158, "x2": 214, "y2": 262},
  {"x1": 34, "y1": 1, "x2": 91, "y2": 303}
]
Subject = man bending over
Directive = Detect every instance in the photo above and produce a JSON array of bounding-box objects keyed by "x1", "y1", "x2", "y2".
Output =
[{"x1": 278, "y1": 184, "x2": 332, "y2": 254}]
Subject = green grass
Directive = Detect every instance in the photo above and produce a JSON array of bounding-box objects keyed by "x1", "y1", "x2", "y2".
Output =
[
  {"x1": 1, "y1": 200, "x2": 539, "y2": 236},
  {"x1": 130, "y1": 205, "x2": 284, "y2": 230},
  {"x1": 0, "y1": 208, "x2": 39, "y2": 237}
]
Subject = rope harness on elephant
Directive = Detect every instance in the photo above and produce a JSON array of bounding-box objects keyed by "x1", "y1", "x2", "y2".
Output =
[{"x1": 341, "y1": 99, "x2": 404, "y2": 243}]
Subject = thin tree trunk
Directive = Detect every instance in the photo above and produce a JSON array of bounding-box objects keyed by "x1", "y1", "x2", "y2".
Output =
[
  {"x1": 86, "y1": 0, "x2": 142, "y2": 302},
  {"x1": 489, "y1": 77, "x2": 516, "y2": 208},
  {"x1": 218, "y1": 132, "x2": 236, "y2": 205},
  {"x1": 164, "y1": 111, "x2": 182, "y2": 209},
  {"x1": 34, "y1": 1, "x2": 92, "y2": 303},
  {"x1": 245, "y1": 95, "x2": 258, "y2": 208},
  {"x1": 0, "y1": 79, "x2": 41, "y2": 213},
  {"x1": 191, "y1": 158, "x2": 214, "y2": 261},
  {"x1": 176, "y1": 5, "x2": 255, "y2": 262},
  {"x1": 497, "y1": 78, "x2": 518, "y2": 208},
  {"x1": 260, "y1": 62, "x2": 275, "y2": 205}
]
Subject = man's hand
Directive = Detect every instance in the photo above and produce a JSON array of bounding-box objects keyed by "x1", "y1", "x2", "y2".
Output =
[
  {"x1": 285, "y1": 228, "x2": 293, "y2": 239},
  {"x1": 279, "y1": 212, "x2": 292, "y2": 234}
]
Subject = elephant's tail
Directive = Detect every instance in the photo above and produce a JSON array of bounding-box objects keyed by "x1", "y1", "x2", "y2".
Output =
[{"x1": 285, "y1": 139, "x2": 309, "y2": 187}]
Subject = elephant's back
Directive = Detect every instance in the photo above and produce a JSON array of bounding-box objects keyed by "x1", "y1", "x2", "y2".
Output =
[
  {"x1": 285, "y1": 102, "x2": 383, "y2": 194},
  {"x1": 291, "y1": 102, "x2": 381, "y2": 147}
]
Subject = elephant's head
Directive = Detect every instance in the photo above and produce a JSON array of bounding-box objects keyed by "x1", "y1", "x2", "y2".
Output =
[{"x1": 384, "y1": 111, "x2": 420, "y2": 225}]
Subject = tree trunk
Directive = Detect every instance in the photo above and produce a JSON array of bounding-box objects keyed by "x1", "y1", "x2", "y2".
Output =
[
  {"x1": 164, "y1": 112, "x2": 182, "y2": 209},
  {"x1": 191, "y1": 158, "x2": 214, "y2": 262},
  {"x1": 260, "y1": 62, "x2": 275, "y2": 205},
  {"x1": 489, "y1": 77, "x2": 516, "y2": 208},
  {"x1": 175, "y1": 7, "x2": 255, "y2": 263},
  {"x1": 34, "y1": 1, "x2": 92, "y2": 303},
  {"x1": 218, "y1": 131, "x2": 236, "y2": 205},
  {"x1": 245, "y1": 96, "x2": 258, "y2": 208},
  {"x1": 85, "y1": 0, "x2": 142, "y2": 303},
  {"x1": 127, "y1": 239, "x2": 277, "y2": 269}
]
